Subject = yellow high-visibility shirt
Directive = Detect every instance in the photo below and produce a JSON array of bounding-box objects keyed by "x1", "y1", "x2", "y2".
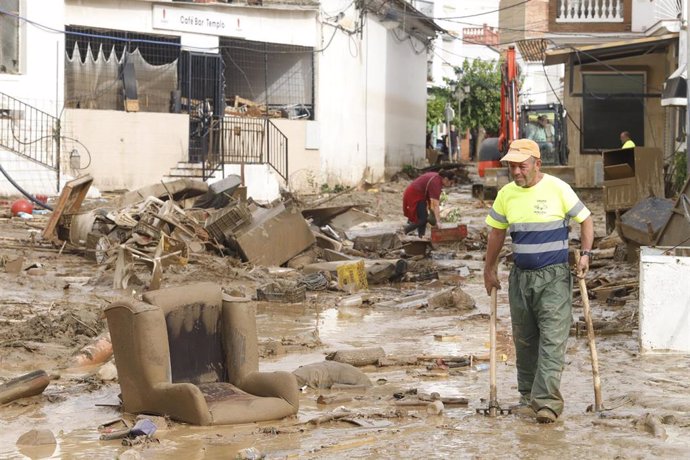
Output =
[{"x1": 622, "y1": 140, "x2": 635, "y2": 149}]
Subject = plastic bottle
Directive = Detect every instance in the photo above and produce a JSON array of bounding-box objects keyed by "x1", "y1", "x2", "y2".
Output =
[
  {"x1": 338, "y1": 294, "x2": 363, "y2": 307},
  {"x1": 473, "y1": 363, "x2": 490, "y2": 372}
]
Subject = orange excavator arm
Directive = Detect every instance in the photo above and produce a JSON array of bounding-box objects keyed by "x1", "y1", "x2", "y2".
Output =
[{"x1": 497, "y1": 46, "x2": 519, "y2": 155}]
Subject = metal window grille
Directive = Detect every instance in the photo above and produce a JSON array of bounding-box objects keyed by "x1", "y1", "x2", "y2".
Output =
[
  {"x1": 64, "y1": 26, "x2": 180, "y2": 112},
  {"x1": 220, "y1": 38, "x2": 314, "y2": 120}
]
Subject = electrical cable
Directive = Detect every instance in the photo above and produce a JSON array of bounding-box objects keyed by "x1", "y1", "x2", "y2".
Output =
[
  {"x1": 541, "y1": 61, "x2": 583, "y2": 136},
  {"x1": 0, "y1": 163, "x2": 53, "y2": 211},
  {"x1": 377, "y1": 0, "x2": 531, "y2": 21},
  {"x1": 61, "y1": 136, "x2": 92, "y2": 170}
]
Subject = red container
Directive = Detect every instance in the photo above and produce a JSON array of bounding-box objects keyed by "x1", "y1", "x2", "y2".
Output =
[
  {"x1": 10, "y1": 199, "x2": 33, "y2": 216},
  {"x1": 431, "y1": 224, "x2": 468, "y2": 243}
]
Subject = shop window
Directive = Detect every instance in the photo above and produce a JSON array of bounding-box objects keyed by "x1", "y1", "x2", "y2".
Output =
[{"x1": 582, "y1": 72, "x2": 645, "y2": 151}]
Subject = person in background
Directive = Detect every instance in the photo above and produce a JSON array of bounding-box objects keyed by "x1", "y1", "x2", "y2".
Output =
[
  {"x1": 469, "y1": 127, "x2": 478, "y2": 161},
  {"x1": 528, "y1": 115, "x2": 555, "y2": 163},
  {"x1": 620, "y1": 131, "x2": 635, "y2": 149},
  {"x1": 449, "y1": 125, "x2": 459, "y2": 163},
  {"x1": 402, "y1": 170, "x2": 455, "y2": 238},
  {"x1": 483, "y1": 138, "x2": 594, "y2": 424}
]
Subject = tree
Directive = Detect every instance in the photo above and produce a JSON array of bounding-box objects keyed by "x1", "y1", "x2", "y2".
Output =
[
  {"x1": 454, "y1": 58, "x2": 501, "y2": 134},
  {"x1": 426, "y1": 85, "x2": 453, "y2": 129},
  {"x1": 426, "y1": 58, "x2": 501, "y2": 135}
]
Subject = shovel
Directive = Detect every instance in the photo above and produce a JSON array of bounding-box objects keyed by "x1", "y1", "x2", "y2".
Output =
[
  {"x1": 575, "y1": 252, "x2": 604, "y2": 412},
  {"x1": 477, "y1": 287, "x2": 510, "y2": 416}
]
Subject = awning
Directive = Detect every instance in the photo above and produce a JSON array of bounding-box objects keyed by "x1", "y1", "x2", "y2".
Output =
[
  {"x1": 661, "y1": 64, "x2": 687, "y2": 107},
  {"x1": 544, "y1": 33, "x2": 678, "y2": 66}
]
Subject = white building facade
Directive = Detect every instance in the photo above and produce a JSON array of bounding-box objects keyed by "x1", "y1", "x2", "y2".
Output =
[{"x1": 0, "y1": 0, "x2": 440, "y2": 198}]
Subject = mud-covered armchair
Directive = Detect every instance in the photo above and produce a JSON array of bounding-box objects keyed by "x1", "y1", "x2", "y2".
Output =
[{"x1": 105, "y1": 282, "x2": 299, "y2": 425}]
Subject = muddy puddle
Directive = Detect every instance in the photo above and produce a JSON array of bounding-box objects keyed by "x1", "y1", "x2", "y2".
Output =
[
  {"x1": 3, "y1": 286, "x2": 690, "y2": 459},
  {"x1": 1, "y1": 182, "x2": 690, "y2": 459}
]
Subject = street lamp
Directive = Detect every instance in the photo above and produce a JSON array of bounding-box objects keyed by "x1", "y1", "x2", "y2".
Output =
[
  {"x1": 444, "y1": 102, "x2": 455, "y2": 158},
  {"x1": 457, "y1": 84, "x2": 470, "y2": 126}
]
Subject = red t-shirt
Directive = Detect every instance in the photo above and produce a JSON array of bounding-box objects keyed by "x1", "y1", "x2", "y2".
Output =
[{"x1": 402, "y1": 172, "x2": 442, "y2": 223}]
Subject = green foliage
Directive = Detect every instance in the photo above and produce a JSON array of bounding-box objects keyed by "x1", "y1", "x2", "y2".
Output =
[
  {"x1": 674, "y1": 149, "x2": 688, "y2": 191},
  {"x1": 426, "y1": 58, "x2": 502, "y2": 135},
  {"x1": 455, "y1": 59, "x2": 502, "y2": 134},
  {"x1": 443, "y1": 208, "x2": 462, "y2": 223},
  {"x1": 321, "y1": 183, "x2": 347, "y2": 194},
  {"x1": 402, "y1": 164, "x2": 416, "y2": 177},
  {"x1": 427, "y1": 86, "x2": 451, "y2": 129}
]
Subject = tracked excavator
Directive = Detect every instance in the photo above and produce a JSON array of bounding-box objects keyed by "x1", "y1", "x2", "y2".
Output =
[{"x1": 474, "y1": 46, "x2": 573, "y2": 199}]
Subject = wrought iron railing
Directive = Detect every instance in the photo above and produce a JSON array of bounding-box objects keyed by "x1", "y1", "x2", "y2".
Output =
[
  {"x1": 265, "y1": 118, "x2": 288, "y2": 181},
  {"x1": 0, "y1": 92, "x2": 60, "y2": 176},
  {"x1": 217, "y1": 116, "x2": 288, "y2": 181}
]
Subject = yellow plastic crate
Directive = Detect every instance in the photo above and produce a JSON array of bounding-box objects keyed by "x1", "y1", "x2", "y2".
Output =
[{"x1": 336, "y1": 260, "x2": 368, "y2": 292}]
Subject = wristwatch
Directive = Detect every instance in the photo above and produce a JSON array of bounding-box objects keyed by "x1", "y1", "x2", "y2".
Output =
[{"x1": 580, "y1": 250, "x2": 593, "y2": 258}]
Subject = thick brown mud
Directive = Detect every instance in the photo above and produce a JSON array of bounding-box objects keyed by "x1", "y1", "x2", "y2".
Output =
[{"x1": 1, "y1": 178, "x2": 689, "y2": 459}]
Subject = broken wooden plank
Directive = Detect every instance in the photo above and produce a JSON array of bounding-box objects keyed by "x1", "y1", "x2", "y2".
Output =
[{"x1": 42, "y1": 175, "x2": 93, "y2": 242}]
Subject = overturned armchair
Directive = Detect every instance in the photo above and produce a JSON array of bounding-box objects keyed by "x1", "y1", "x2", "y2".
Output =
[{"x1": 105, "y1": 282, "x2": 299, "y2": 425}]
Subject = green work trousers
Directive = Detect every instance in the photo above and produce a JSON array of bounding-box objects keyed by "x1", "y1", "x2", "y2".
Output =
[{"x1": 509, "y1": 263, "x2": 572, "y2": 416}]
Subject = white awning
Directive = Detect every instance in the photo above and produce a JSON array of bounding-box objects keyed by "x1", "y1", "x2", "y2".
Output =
[{"x1": 661, "y1": 64, "x2": 687, "y2": 107}]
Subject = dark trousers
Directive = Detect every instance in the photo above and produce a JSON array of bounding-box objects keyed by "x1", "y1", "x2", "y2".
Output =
[
  {"x1": 508, "y1": 263, "x2": 573, "y2": 416},
  {"x1": 404, "y1": 201, "x2": 429, "y2": 237}
]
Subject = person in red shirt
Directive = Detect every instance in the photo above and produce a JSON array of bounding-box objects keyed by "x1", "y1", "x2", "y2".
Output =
[{"x1": 402, "y1": 170, "x2": 455, "y2": 237}]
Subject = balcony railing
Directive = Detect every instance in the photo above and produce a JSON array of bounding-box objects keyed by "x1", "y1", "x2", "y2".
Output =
[
  {"x1": 463, "y1": 24, "x2": 499, "y2": 46},
  {"x1": 550, "y1": 0, "x2": 631, "y2": 33},
  {"x1": 557, "y1": 0, "x2": 623, "y2": 23}
]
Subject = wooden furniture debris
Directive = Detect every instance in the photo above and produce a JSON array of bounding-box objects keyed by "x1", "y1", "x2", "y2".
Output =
[{"x1": 42, "y1": 175, "x2": 93, "y2": 243}]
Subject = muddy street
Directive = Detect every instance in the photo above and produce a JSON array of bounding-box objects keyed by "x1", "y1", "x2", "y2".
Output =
[{"x1": 1, "y1": 168, "x2": 690, "y2": 459}]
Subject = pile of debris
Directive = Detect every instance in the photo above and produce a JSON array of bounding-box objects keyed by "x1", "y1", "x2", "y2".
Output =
[
  {"x1": 39, "y1": 175, "x2": 314, "y2": 291},
  {"x1": 35, "y1": 168, "x2": 479, "y2": 300}
]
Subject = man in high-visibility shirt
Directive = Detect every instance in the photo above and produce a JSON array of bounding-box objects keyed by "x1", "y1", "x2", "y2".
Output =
[
  {"x1": 620, "y1": 131, "x2": 635, "y2": 149},
  {"x1": 483, "y1": 139, "x2": 594, "y2": 424}
]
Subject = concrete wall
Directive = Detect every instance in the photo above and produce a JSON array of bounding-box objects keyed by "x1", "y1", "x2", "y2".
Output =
[
  {"x1": 62, "y1": 109, "x2": 189, "y2": 191},
  {"x1": 631, "y1": 0, "x2": 658, "y2": 33},
  {"x1": 271, "y1": 119, "x2": 321, "y2": 193},
  {"x1": 0, "y1": 1, "x2": 65, "y2": 197},
  {"x1": 317, "y1": 5, "x2": 430, "y2": 186},
  {"x1": 563, "y1": 49, "x2": 673, "y2": 187},
  {"x1": 431, "y1": 0, "x2": 499, "y2": 87},
  {"x1": 383, "y1": 30, "x2": 427, "y2": 175},
  {"x1": 65, "y1": 0, "x2": 316, "y2": 47},
  {"x1": 222, "y1": 164, "x2": 281, "y2": 203},
  {"x1": 0, "y1": 148, "x2": 59, "y2": 196},
  {"x1": 521, "y1": 62, "x2": 563, "y2": 105},
  {"x1": 0, "y1": 0, "x2": 65, "y2": 113}
]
